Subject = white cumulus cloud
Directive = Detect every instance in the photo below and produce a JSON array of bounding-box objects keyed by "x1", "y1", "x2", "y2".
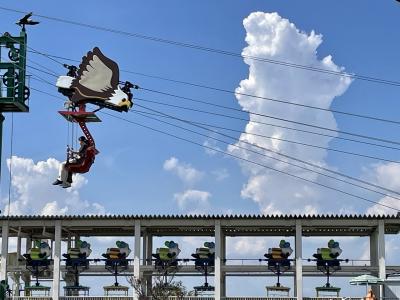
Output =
[
  {"x1": 173, "y1": 189, "x2": 211, "y2": 214},
  {"x1": 163, "y1": 157, "x2": 204, "y2": 185},
  {"x1": 365, "y1": 162, "x2": 400, "y2": 215},
  {"x1": 2, "y1": 156, "x2": 105, "y2": 216},
  {"x1": 230, "y1": 12, "x2": 352, "y2": 214}
]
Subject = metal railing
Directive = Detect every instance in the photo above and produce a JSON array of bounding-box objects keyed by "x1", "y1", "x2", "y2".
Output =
[{"x1": 7, "y1": 297, "x2": 400, "y2": 300}]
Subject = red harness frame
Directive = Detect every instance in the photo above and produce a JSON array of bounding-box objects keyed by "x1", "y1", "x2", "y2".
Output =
[{"x1": 59, "y1": 104, "x2": 100, "y2": 174}]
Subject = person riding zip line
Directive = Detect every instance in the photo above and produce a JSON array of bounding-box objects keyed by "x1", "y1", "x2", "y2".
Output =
[{"x1": 53, "y1": 136, "x2": 89, "y2": 188}]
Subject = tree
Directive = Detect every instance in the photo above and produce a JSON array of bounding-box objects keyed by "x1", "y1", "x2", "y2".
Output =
[{"x1": 128, "y1": 275, "x2": 194, "y2": 300}]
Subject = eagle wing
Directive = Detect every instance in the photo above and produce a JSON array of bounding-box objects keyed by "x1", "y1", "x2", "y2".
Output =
[{"x1": 71, "y1": 47, "x2": 120, "y2": 102}]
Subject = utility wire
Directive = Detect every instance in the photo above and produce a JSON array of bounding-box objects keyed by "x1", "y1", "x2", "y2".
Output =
[
  {"x1": 140, "y1": 81, "x2": 400, "y2": 126},
  {"x1": 133, "y1": 109, "x2": 400, "y2": 164},
  {"x1": 134, "y1": 104, "x2": 400, "y2": 198},
  {"x1": 133, "y1": 109, "x2": 400, "y2": 202},
  {"x1": 100, "y1": 111, "x2": 399, "y2": 212},
  {"x1": 32, "y1": 84, "x2": 400, "y2": 164},
  {"x1": 30, "y1": 84, "x2": 400, "y2": 211},
  {"x1": 27, "y1": 59, "x2": 59, "y2": 76},
  {"x1": 2, "y1": 6, "x2": 400, "y2": 87},
  {"x1": 27, "y1": 65, "x2": 58, "y2": 77},
  {"x1": 26, "y1": 49, "x2": 400, "y2": 126},
  {"x1": 26, "y1": 47, "x2": 400, "y2": 151},
  {"x1": 134, "y1": 97, "x2": 400, "y2": 151},
  {"x1": 139, "y1": 90, "x2": 400, "y2": 146}
]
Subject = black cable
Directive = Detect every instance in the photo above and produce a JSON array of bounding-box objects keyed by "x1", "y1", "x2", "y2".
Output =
[
  {"x1": 2, "y1": 6, "x2": 400, "y2": 87},
  {"x1": 25, "y1": 50, "x2": 400, "y2": 125},
  {"x1": 134, "y1": 97, "x2": 400, "y2": 151},
  {"x1": 99, "y1": 111, "x2": 399, "y2": 212},
  {"x1": 133, "y1": 109, "x2": 399, "y2": 164},
  {"x1": 134, "y1": 109, "x2": 400, "y2": 202},
  {"x1": 139, "y1": 90, "x2": 400, "y2": 146},
  {"x1": 27, "y1": 48, "x2": 400, "y2": 126},
  {"x1": 140, "y1": 81, "x2": 400, "y2": 126},
  {"x1": 27, "y1": 65, "x2": 58, "y2": 78},
  {"x1": 30, "y1": 84, "x2": 400, "y2": 211},
  {"x1": 27, "y1": 59, "x2": 59, "y2": 76},
  {"x1": 134, "y1": 104, "x2": 400, "y2": 198}
]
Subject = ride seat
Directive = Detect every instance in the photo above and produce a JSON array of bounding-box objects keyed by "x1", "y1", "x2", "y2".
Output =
[{"x1": 66, "y1": 146, "x2": 99, "y2": 174}]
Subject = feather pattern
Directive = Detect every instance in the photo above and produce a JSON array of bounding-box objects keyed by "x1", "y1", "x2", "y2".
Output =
[{"x1": 71, "y1": 47, "x2": 120, "y2": 102}]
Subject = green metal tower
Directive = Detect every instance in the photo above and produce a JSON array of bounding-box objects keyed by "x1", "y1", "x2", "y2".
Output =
[{"x1": 0, "y1": 27, "x2": 30, "y2": 182}]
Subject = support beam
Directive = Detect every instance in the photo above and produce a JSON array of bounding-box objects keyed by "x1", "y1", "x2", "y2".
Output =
[
  {"x1": 370, "y1": 228, "x2": 379, "y2": 278},
  {"x1": 378, "y1": 220, "x2": 386, "y2": 297},
  {"x1": 295, "y1": 220, "x2": 303, "y2": 300},
  {"x1": 215, "y1": 220, "x2": 222, "y2": 300},
  {"x1": 1, "y1": 221, "x2": 9, "y2": 281},
  {"x1": 16, "y1": 236, "x2": 21, "y2": 261},
  {"x1": 143, "y1": 233, "x2": 153, "y2": 296},
  {"x1": 52, "y1": 221, "x2": 61, "y2": 300},
  {"x1": 133, "y1": 221, "x2": 141, "y2": 300},
  {"x1": 134, "y1": 220, "x2": 141, "y2": 279}
]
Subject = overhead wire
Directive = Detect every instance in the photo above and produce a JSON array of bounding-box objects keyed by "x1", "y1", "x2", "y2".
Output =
[
  {"x1": 26, "y1": 49, "x2": 400, "y2": 126},
  {"x1": 133, "y1": 104, "x2": 400, "y2": 198},
  {"x1": 29, "y1": 84, "x2": 400, "y2": 212},
  {"x1": 134, "y1": 97, "x2": 400, "y2": 151},
  {"x1": 140, "y1": 88, "x2": 400, "y2": 145},
  {"x1": 133, "y1": 109, "x2": 400, "y2": 202},
  {"x1": 99, "y1": 110, "x2": 400, "y2": 212},
  {"x1": 1, "y1": 6, "x2": 398, "y2": 211},
  {"x1": 132, "y1": 109, "x2": 399, "y2": 164},
  {"x1": 29, "y1": 82, "x2": 400, "y2": 165},
  {"x1": 1, "y1": 6, "x2": 400, "y2": 87}
]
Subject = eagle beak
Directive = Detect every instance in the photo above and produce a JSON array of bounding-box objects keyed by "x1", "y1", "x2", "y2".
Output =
[{"x1": 118, "y1": 98, "x2": 133, "y2": 110}]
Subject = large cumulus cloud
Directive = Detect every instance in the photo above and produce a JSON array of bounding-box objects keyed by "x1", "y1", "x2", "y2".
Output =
[
  {"x1": 2, "y1": 156, "x2": 105, "y2": 215},
  {"x1": 229, "y1": 12, "x2": 352, "y2": 214}
]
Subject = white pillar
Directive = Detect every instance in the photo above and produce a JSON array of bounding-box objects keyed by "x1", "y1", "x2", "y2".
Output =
[
  {"x1": 378, "y1": 220, "x2": 386, "y2": 297},
  {"x1": 16, "y1": 236, "x2": 21, "y2": 261},
  {"x1": 144, "y1": 233, "x2": 153, "y2": 296},
  {"x1": 134, "y1": 220, "x2": 141, "y2": 279},
  {"x1": 1, "y1": 221, "x2": 9, "y2": 281},
  {"x1": 52, "y1": 221, "x2": 62, "y2": 300},
  {"x1": 215, "y1": 220, "x2": 222, "y2": 300},
  {"x1": 295, "y1": 220, "x2": 303, "y2": 300},
  {"x1": 24, "y1": 237, "x2": 31, "y2": 289}
]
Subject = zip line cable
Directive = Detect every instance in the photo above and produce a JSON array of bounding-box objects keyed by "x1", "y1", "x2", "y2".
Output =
[
  {"x1": 27, "y1": 64, "x2": 58, "y2": 77},
  {"x1": 30, "y1": 85, "x2": 400, "y2": 212},
  {"x1": 132, "y1": 72, "x2": 400, "y2": 125},
  {"x1": 27, "y1": 59, "x2": 59, "y2": 76},
  {"x1": 26, "y1": 49, "x2": 400, "y2": 126},
  {"x1": 138, "y1": 90, "x2": 400, "y2": 146},
  {"x1": 133, "y1": 104, "x2": 400, "y2": 198},
  {"x1": 132, "y1": 109, "x2": 400, "y2": 164},
  {"x1": 29, "y1": 85, "x2": 400, "y2": 165},
  {"x1": 134, "y1": 97, "x2": 400, "y2": 151},
  {"x1": 2, "y1": 6, "x2": 400, "y2": 87},
  {"x1": 133, "y1": 109, "x2": 400, "y2": 202},
  {"x1": 25, "y1": 48, "x2": 400, "y2": 150},
  {"x1": 99, "y1": 111, "x2": 400, "y2": 212}
]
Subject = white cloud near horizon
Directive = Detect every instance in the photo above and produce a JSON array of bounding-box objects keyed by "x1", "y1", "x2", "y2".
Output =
[
  {"x1": 174, "y1": 189, "x2": 211, "y2": 214},
  {"x1": 365, "y1": 162, "x2": 400, "y2": 215},
  {"x1": 2, "y1": 156, "x2": 105, "y2": 216},
  {"x1": 163, "y1": 157, "x2": 204, "y2": 186},
  {"x1": 229, "y1": 12, "x2": 352, "y2": 214}
]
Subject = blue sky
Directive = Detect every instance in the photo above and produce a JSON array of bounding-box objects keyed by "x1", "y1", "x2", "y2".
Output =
[{"x1": 1, "y1": 0, "x2": 400, "y2": 297}]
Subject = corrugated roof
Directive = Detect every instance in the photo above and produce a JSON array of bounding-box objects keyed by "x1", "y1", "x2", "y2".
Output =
[{"x1": 0, "y1": 213, "x2": 398, "y2": 220}]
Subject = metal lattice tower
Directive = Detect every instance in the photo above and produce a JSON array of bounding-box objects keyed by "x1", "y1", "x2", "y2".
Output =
[{"x1": 0, "y1": 27, "x2": 30, "y2": 184}]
